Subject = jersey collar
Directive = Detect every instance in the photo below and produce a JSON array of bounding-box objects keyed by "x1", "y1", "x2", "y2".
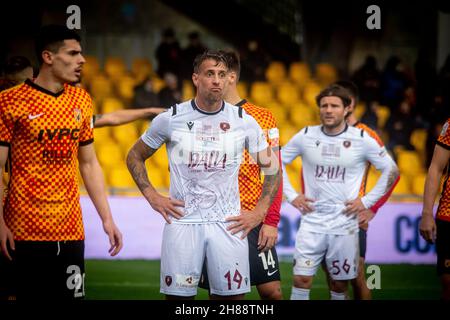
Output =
[
  {"x1": 235, "y1": 99, "x2": 247, "y2": 107},
  {"x1": 25, "y1": 79, "x2": 64, "y2": 98},
  {"x1": 191, "y1": 99, "x2": 225, "y2": 115},
  {"x1": 321, "y1": 123, "x2": 349, "y2": 137}
]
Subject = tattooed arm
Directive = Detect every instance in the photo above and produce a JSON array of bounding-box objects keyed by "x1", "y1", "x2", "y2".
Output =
[
  {"x1": 126, "y1": 139, "x2": 184, "y2": 223},
  {"x1": 226, "y1": 146, "x2": 281, "y2": 240}
]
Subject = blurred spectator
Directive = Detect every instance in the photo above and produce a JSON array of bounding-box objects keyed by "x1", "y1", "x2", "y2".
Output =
[
  {"x1": 0, "y1": 56, "x2": 33, "y2": 91},
  {"x1": 360, "y1": 101, "x2": 380, "y2": 131},
  {"x1": 415, "y1": 51, "x2": 437, "y2": 121},
  {"x1": 158, "y1": 72, "x2": 181, "y2": 107},
  {"x1": 436, "y1": 54, "x2": 450, "y2": 119},
  {"x1": 240, "y1": 40, "x2": 269, "y2": 84},
  {"x1": 380, "y1": 56, "x2": 409, "y2": 110},
  {"x1": 351, "y1": 55, "x2": 381, "y2": 103},
  {"x1": 385, "y1": 99, "x2": 420, "y2": 153},
  {"x1": 155, "y1": 28, "x2": 181, "y2": 78},
  {"x1": 180, "y1": 31, "x2": 207, "y2": 81},
  {"x1": 132, "y1": 77, "x2": 159, "y2": 109}
]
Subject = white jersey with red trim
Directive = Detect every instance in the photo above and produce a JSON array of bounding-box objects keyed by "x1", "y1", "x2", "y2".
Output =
[
  {"x1": 282, "y1": 124, "x2": 397, "y2": 235},
  {"x1": 141, "y1": 99, "x2": 268, "y2": 224}
]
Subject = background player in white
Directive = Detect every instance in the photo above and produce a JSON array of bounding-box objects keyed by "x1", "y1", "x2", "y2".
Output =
[
  {"x1": 282, "y1": 85, "x2": 399, "y2": 300},
  {"x1": 126, "y1": 50, "x2": 280, "y2": 300}
]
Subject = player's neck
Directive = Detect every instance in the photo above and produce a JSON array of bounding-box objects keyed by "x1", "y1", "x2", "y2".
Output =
[
  {"x1": 194, "y1": 96, "x2": 223, "y2": 113},
  {"x1": 322, "y1": 121, "x2": 347, "y2": 135},
  {"x1": 224, "y1": 87, "x2": 242, "y2": 105},
  {"x1": 34, "y1": 70, "x2": 65, "y2": 94},
  {"x1": 346, "y1": 115, "x2": 357, "y2": 126}
]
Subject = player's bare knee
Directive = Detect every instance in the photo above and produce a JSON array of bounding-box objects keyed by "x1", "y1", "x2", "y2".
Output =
[
  {"x1": 331, "y1": 280, "x2": 348, "y2": 293},
  {"x1": 259, "y1": 286, "x2": 283, "y2": 300},
  {"x1": 293, "y1": 275, "x2": 313, "y2": 289}
]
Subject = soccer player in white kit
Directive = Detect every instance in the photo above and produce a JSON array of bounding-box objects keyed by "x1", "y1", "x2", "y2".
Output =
[
  {"x1": 126, "y1": 51, "x2": 280, "y2": 300},
  {"x1": 282, "y1": 85, "x2": 399, "y2": 300}
]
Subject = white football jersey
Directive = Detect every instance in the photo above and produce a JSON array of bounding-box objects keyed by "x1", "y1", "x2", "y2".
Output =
[
  {"x1": 282, "y1": 124, "x2": 397, "y2": 235},
  {"x1": 142, "y1": 99, "x2": 268, "y2": 224}
]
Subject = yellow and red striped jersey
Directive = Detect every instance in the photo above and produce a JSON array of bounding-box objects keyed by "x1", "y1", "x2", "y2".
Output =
[
  {"x1": 237, "y1": 100, "x2": 282, "y2": 227},
  {"x1": 0, "y1": 79, "x2": 94, "y2": 241},
  {"x1": 436, "y1": 118, "x2": 450, "y2": 222}
]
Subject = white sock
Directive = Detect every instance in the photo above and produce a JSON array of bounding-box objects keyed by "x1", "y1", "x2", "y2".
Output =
[
  {"x1": 291, "y1": 287, "x2": 310, "y2": 300},
  {"x1": 330, "y1": 291, "x2": 346, "y2": 300}
]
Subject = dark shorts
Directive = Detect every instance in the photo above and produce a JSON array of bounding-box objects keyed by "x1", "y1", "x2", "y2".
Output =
[
  {"x1": 0, "y1": 240, "x2": 85, "y2": 300},
  {"x1": 199, "y1": 224, "x2": 281, "y2": 289},
  {"x1": 359, "y1": 228, "x2": 367, "y2": 259},
  {"x1": 436, "y1": 219, "x2": 450, "y2": 276}
]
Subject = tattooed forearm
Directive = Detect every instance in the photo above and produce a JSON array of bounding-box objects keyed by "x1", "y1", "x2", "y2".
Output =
[
  {"x1": 384, "y1": 166, "x2": 400, "y2": 193},
  {"x1": 126, "y1": 141, "x2": 158, "y2": 194},
  {"x1": 257, "y1": 168, "x2": 281, "y2": 211}
]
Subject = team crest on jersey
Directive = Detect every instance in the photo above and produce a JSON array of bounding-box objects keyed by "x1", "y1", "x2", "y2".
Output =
[
  {"x1": 165, "y1": 275, "x2": 172, "y2": 286},
  {"x1": 440, "y1": 122, "x2": 449, "y2": 137},
  {"x1": 74, "y1": 109, "x2": 81, "y2": 123},
  {"x1": 220, "y1": 122, "x2": 230, "y2": 132},
  {"x1": 187, "y1": 121, "x2": 194, "y2": 130},
  {"x1": 343, "y1": 140, "x2": 351, "y2": 148}
]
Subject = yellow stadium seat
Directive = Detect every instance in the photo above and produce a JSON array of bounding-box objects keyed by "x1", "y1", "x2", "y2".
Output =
[
  {"x1": 315, "y1": 63, "x2": 337, "y2": 86},
  {"x1": 104, "y1": 57, "x2": 127, "y2": 79},
  {"x1": 412, "y1": 173, "x2": 426, "y2": 196},
  {"x1": 96, "y1": 144, "x2": 124, "y2": 170},
  {"x1": 250, "y1": 82, "x2": 275, "y2": 105},
  {"x1": 109, "y1": 166, "x2": 135, "y2": 189},
  {"x1": 280, "y1": 125, "x2": 300, "y2": 146},
  {"x1": 117, "y1": 76, "x2": 137, "y2": 100},
  {"x1": 286, "y1": 166, "x2": 302, "y2": 194},
  {"x1": 353, "y1": 103, "x2": 366, "y2": 121},
  {"x1": 392, "y1": 175, "x2": 411, "y2": 195},
  {"x1": 131, "y1": 58, "x2": 153, "y2": 82},
  {"x1": 277, "y1": 83, "x2": 301, "y2": 106},
  {"x1": 102, "y1": 98, "x2": 124, "y2": 113},
  {"x1": 265, "y1": 61, "x2": 287, "y2": 86},
  {"x1": 237, "y1": 82, "x2": 248, "y2": 99},
  {"x1": 410, "y1": 128, "x2": 427, "y2": 153},
  {"x1": 266, "y1": 102, "x2": 288, "y2": 124},
  {"x1": 151, "y1": 76, "x2": 165, "y2": 93},
  {"x1": 112, "y1": 123, "x2": 139, "y2": 153},
  {"x1": 89, "y1": 74, "x2": 113, "y2": 100},
  {"x1": 376, "y1": 105, "x2": 390, "y2": 129},
  {"x1": 94, "y1": 126, "x2": 114, "y2": 145},
  {"x1": 396, "y1": 150, "x2": 424, "y2": 177},
  {"x1": 289, "y1": 62, "x2": 311, "y2": 87},
  {"x1": 182, "y1": 80, "x2": 195, "y2": 101},
  {"x1": 82, "y1": 55, "x2": 100, "y2": 84},
  {"x1": 302, "y1": 81, "x2": 322, "y2": 107}
]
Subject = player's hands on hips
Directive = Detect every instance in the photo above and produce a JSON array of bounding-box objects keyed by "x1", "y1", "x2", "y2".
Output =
[
  {"x1": 344, "y1": 198, "x2": 366, "y2": 216},
  {"x1": 0, "y1": 221, "x2": 15, "y2": 260},
  {"x1": 258, "y1": 224, "x2": 278, "y2": 252},
  {"x1": 290, "y1": 194, "x2": 315, "y2": 214},
  {"x1": 148, "y1": 192, "x2": 184, "y2": 224},
  {"x1": 102, "y1": 219, "x2": 123, "y2": 256},
  {"x1": 226, "y1": 209, "x2": 264, "y2": 239},
  {"x1": 357, "y1": 209, "x2": 375, "y2": 225},
  {"x1": 419, "y1": 214, "x2": 436, "y2": 243}
]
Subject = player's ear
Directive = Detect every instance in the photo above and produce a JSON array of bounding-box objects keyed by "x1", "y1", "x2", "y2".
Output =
[
  {"x1": 41, "y1": 50, "x2": 53, "y2": 65},
  {"x1": 192, "y1": 73, "x2": 198, "y2": 87},
  {"x1": 229, "y1": 71, "x2": 237, "y2": 84}
]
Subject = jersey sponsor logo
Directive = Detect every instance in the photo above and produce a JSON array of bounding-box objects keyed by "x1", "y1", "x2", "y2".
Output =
[
  {"x1": 188, "y1": 151, "x2": 227, "y2": 170},
  {"x1": 440, "y1": 122, "x2": 449, "y2": 137},
  {"x1": 187, "y1": 121, "x2": 194, "y2": 130},
  {"x1": 321, "y1": 143, "x2": 340, "y2": 157},
  {"x1": 315, "y1": 165, "x2": 346, "y2": 182},
  {"x1": 379, "y1": 148, "x2": 387, "y2": 157},
  {"x1": 343, "y1": 140, "x2": 351, "y2": 148},
  {"x1": 28, "y1": 113, "x2": 45, "y2": 120},
  {"x1": 220, "y1": 122, "x2": 230, "y2": 132},
  {"x1": 37, "y1": 128, "x2": 80, "y2": 142},
  {"x1": 315, "y1": 140, "x2": 320, "y2": 147}
]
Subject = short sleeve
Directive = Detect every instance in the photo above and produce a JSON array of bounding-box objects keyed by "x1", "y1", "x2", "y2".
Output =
[
  {"x1": 141, "y1": 109, "x2": 171, "y2": 149},
  {"x1": 244, "y1": 113, "x2": 268, "y2": 154},
  {"x1": 79, "y1": 95, "x2": 94, "y2": 146},
  {"x1": 437, "y1": 118, "x2": 450, "y2": 150}
]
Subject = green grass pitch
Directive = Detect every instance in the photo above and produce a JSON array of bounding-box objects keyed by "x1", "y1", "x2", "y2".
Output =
[{"x1": 85, "y1": 260, "x2": 440, "y2": 300}]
